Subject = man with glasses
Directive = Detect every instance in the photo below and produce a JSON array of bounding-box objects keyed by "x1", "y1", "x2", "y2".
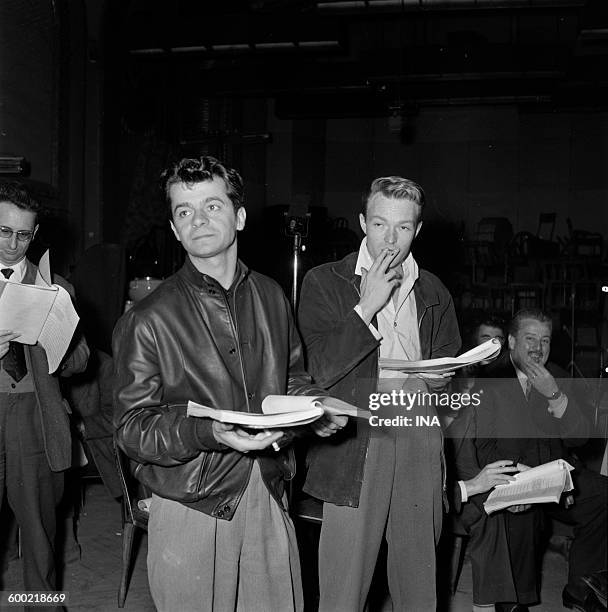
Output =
[{"x1": 0, "y1": 181, "x2": 89, "y2": 605}]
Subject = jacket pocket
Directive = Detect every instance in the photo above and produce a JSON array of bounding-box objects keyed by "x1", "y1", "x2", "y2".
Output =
[{"x1": 195, "y1": 451, "x2": 212, "y2": 496}]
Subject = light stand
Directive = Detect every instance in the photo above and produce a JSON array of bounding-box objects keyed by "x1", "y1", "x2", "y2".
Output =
[
  {"x1": 283, "y1": 205, "x2": 311, "y2": 505},
  {"x1": 595, "y1": 286, "x2": 608, "y2": 434},
  {"x1": 284, "y1": 206, "x2": 311, "y2": 312}
]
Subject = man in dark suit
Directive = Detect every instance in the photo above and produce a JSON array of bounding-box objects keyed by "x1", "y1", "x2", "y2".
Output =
[
  {"x1": 450, "y1": 308, "x2": 607, "y2": 612},
  {"x1": 0, "y1": 182, "x2": 89, "y2": 604}
]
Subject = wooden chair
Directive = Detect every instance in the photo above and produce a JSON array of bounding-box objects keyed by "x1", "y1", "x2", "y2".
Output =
[
  {"x1": 291, "y1": 495, "x2": 323, "y2": 525},
  {"x1": 113, "y1": 438, "x2": 150, "y2": 608}
]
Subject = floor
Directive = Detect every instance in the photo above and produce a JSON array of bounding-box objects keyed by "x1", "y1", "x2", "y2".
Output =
[{"x1": 0, "y1": 482, "x2": 571, "y2": 612}]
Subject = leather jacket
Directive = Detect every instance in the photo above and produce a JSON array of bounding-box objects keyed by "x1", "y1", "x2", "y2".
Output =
[{"x1": 113, "y1": 258, "x2": 324, "y2": 520}]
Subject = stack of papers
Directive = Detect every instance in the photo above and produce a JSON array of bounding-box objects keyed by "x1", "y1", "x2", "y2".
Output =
[
  {"x1": 187, "y1": 395, "x2": 367, "y2": 429},
  {"x1": 0, "y1": 250, "x2": 79, "y2": 373},
  {"x1": 483, "y1": 459, "x2": 574, "y2": 514},
  {"x1": 378, "y1": 338, "x2": 501, "y2": 374}
]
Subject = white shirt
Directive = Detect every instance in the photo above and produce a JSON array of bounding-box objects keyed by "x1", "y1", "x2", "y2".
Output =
[
  {"x1": 0, "y1": 258, "x2": 27, "y2": 283},
  {"x1": 353, "y1": 238, "x2": 421, "y2": 377},
  {"x1": 0, "y1": 257, "x2": 33, "y2": 391}
]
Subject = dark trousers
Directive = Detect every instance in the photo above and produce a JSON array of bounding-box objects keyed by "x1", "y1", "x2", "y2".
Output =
[
  {"x1": 546, "y1": 467, "x2": 608, "y2": 594},
  {"x1": 0, "y1": 393, "x2": 64, "y2": 599},
  {"x1": 466, "y1": 466, "x2": 607, "y2": 605},
  {"x1": 466, "y1": 504, "x2": 542, "y2": 605}
]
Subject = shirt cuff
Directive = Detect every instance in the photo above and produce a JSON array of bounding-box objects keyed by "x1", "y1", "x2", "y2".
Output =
[
  {"x1": 458, "y1": 480, "x2": 468, "y2": 503},
  {"x1": 548, "y1": 394, "x2": 568, "y2": 419},
  {"x1": 353, "y1": 305, "x2": 382, "y2": 341}
]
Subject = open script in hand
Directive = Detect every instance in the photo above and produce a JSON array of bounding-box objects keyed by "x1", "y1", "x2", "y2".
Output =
[
  {"x1": 483, "y1": 459, "x2": 574, "y2": 515},
  {"x1": 187, "y1": 395, "x2": 368, "y2": 429},
  {"x1": 0, "y1": 251, "x2": 79, "y2": 373},
  {"x1": 378, "y1": 338, "x2": 501, "y2": 375}
]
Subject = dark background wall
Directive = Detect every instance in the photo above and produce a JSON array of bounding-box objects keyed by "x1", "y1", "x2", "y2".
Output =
[
  {"x1": 268, "y1": 107, "x2": 608, "y2": 240},
  {"x1": 1, "y1": 0, "x2": 607, "y2": 285}
]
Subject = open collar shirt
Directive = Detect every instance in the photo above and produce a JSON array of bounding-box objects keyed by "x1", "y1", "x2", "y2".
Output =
[{"x1": 354, "y1": 238, "x2": 422, "y2": 378}]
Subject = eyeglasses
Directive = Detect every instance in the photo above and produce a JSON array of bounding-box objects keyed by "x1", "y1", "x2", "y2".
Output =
[{"x1": 0, "y1": 226, "x2": 34, "y2": 242}]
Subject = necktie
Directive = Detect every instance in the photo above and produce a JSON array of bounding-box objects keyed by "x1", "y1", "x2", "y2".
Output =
[
  {"x1": 524, "y1": 378, "x2": 532, "y2": 400},
  {"x1": 1, "y1": 268, "x2": 27, "y2": 382}
]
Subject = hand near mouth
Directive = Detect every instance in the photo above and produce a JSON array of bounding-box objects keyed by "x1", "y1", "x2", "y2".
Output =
[
  {"x1": 522, "y1": 361, "x2": 559, "y2": 398},
  {"x1": 357, "y1": 248, "x2": 403, "y2": 324}
]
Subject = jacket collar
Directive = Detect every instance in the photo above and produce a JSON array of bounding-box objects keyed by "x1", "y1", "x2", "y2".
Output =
[
  {"x1": 330, "y1": 250, "x2": 440, "y2": 310},
  {"x1": 22, "y1": 258, "x2": 37, "y2": 285},
  {"x1": 178, "y1": 255, "x2": 250, "y2": 290}
]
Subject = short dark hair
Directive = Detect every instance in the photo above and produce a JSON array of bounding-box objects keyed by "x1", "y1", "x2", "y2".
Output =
[
  {"x1": 362, "y1": 176, "x2": 425, "y2": 218},
  {"x1": 509, "y1": 308, "x2": 552, "y2": 337},
  {"x1": 0, "y1": 181, "x2": 41, "y2": 217},
  {"x1": 160, "y1": 156, "x2": 244, "y2": 217},
  {"x1": 476, "y1": 314, "x2": 506, "y2": 335},
  {"x1": 464, "y1": 313, "x2": 506, "y2": 349}
]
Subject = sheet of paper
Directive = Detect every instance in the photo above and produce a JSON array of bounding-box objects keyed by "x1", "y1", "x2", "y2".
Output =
[
  {"x1": 484, "y1": 459, "x2": 574, "y2": 514},
  {"x1": 37, "y1": 284, "x2": 80, "y2": 373},
  {"x1": 261, "y1": 395, "x2": 370, "y2": 419},
  {"x1": 0, "y1": 281, "x2": 58, "y2": 344},
  {"x1": 261, "y1": 395, "x2": 323, "y2": 414},
  {"x1": 35, "y1": 250, "x2": 52, "y2": 287},
  {"x1": 187, "y1": 400, "x2": 323, "y2": 428},
  {"x1": 188, "y1": 395, "x2": 368, "y2": 428},
  {"x1": 320, "y1": 396, "x2": 371, "y2": 419},
  {"x1": 378, "y1": 338, "x2": 501, "y2": 374},
  {"x1": 511, "y1": 459, "x2": 573, "y2": 482}
]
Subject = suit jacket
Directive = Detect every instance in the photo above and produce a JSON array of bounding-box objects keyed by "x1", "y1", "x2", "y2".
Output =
[
  {"x1": 473, "y1": 353, "x2": 590, "y2": 469},
  {"x1": 444, "y1": 353, "x2": 577, "y2": 604},
  {"x1": 15, "y1": 259, "x2": 89, "y2": 472}
]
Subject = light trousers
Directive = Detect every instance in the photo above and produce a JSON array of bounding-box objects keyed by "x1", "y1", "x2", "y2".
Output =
[
  {"x1": 318, "y1": 421, "x2": 443, "y2": 612},
  {"x1": 147, "y1": 461, "x2": 303, "y2": 612}
]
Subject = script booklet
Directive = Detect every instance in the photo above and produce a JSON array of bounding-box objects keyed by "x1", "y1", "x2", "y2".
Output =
[
  {"x1": 187, "y1": 395, "x2": 368, "y2": 429},
  {"x1": 483, "y1": 459, "x2": 574, "y2": 515},
  {"x1": 378, "y1": 338, "x2": 501, "y2": 374},
  {"x1": 0, "y1": 250, "x2": 80, "y2": 373}
]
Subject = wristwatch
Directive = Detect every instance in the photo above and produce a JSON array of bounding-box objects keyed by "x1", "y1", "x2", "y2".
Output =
[{"x1": 546, "y1": 389, "x2": 562, "y2": 401}]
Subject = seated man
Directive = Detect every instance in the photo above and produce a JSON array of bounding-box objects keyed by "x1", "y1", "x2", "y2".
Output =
[
  {"x1": 448, "y1": 308, "x2": 607, "y2": 612},
  {"x1": 455, "y1": 313, "x2": 506, "y2": 391},
  {"x1": 441, "y1": 313, "x2": 506, "y2": 428}
]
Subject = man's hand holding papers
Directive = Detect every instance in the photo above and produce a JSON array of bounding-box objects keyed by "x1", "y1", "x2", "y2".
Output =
[
  {"x1": 484, "y1": 459, "x2": 574, "y2": 515},
  {"x1": 0, "y1": 250, "x2": 79, "y2": 373},
  {"x1": 187, "y1": 395, "x2": 366, "y2": 430},
  {"x1": 211, "y1": 422, "x2": 284, "y2": 453},
  {"x1": 378, "y1": 338, "x2": 501, "y2": 375}
]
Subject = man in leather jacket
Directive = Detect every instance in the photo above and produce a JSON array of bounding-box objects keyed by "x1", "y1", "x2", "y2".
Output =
[{"x1": 113, "y1": 156, "x2": 341, "y2": 612}]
